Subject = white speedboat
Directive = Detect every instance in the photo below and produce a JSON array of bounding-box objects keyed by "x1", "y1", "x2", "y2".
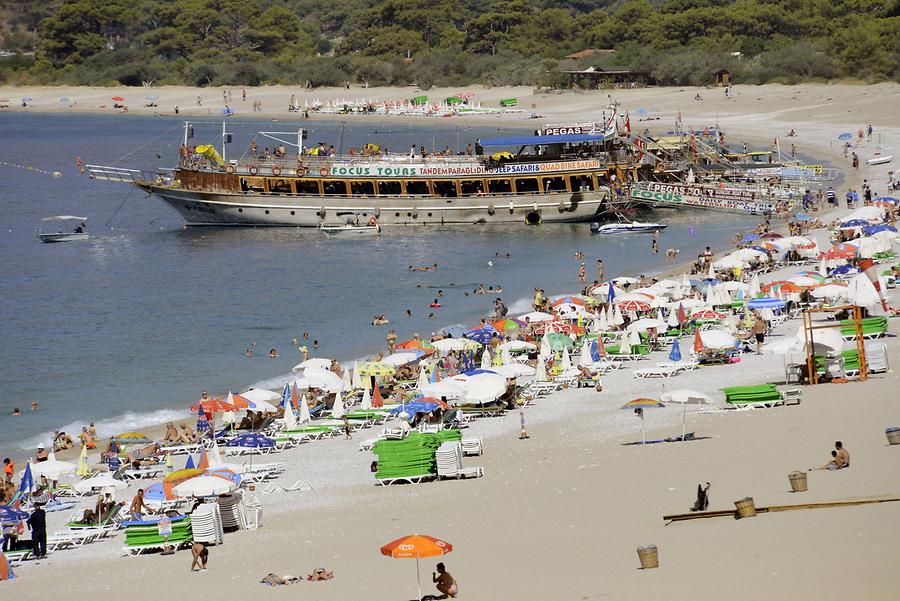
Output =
[
  {"x1": 867, "y1": 155, "x2": 894, "y2": 166},
  {"x1": 319, "y1": 214, "x2": 381, "y2": 236},
  {"x1": 590, "y1": 220, "x2": 667, "y2": 234},
  {"x1": 39, "y1": 215, "x2": 89, "y2": 243}
]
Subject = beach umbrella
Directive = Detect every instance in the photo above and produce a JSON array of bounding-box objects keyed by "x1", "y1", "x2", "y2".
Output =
[
  {"x1": 747, "y1": 296, "x2": 785, "y2": 310},
  {"x1": 560, "y1": 347, "x2": 572, "y2": 371},
  {"x1": 381, "y1": 534, "x2": 453, "y2": 601},
  {"x1": 226, "y1": 433, "x2": 275, "y2": 448},
  {"x1": 437, "y1": 324, "x2": 468, "y2": 337},
  {"x1": 621, "y1": 398, "x2": 665, "y2": 445},
  {"x1": 110, "y1": 432, "x2": 151, "y2": 445},
  {"x1": 360, "y1": 387, "x2": 372, "y2": 411},
  {"x1": 281, "y1": 394, "x2": 298, "y2": 430},
  {"x1": 466, "y1": 326, "x2": 499, "y2": 346},
  {"x1": 431, "y1": 338, "x2": 473, "y2": 352},
  {"x1": 837, "y1": 132, "x2": 853, "y2": 140},
  {"x1": 619, "y1": 332, "x2": 632, "y2": 355},
  {"x1": 500, "y1": 346, "x2": 513, "y2": 366},
  {"x1": 699, "y1": 329, "x2": 737, "y2": 350},
  {"x1": 612, "y1": 276, "x2": 638, "y2": 286},
  {"x1": 748, "y1": 274, "x2": 761, "y2": 297},
  {"x1": 420, "y1": 380, "x2": 465, "y2": 399},
  {"x1": 173, "y1": 474, "x2": 237, "y2": 498},
  {"x1": 500, "y1": 340, "x2": 536, "y2": 352},
  {"x1": 390, "y1": 400, "x2": 440, "y2": 417},
  {"x1": 383, "y1": 352, "x2": 421, "y2": 367},
  {"x1": 341, "y1": 367, "x2": 352, "y2": 391},
  {"x1": 517, "y1": 311, "x2": 555, "y2": 323},
  {"x1": 692, "y1": 309, "x2": 726, "y2": 320},
  {"x1": 628, "y1": 328, "x2": 642, "y2": 346},
  {"x1": 293, "y1": 358, "x2": 332, "y2": 372},
  {"x1": 535, "y1": 355, "x2": 548, "y2": 381},
  {"x1": 789, "y1": 275, "x2": 822, "y2": 288},
  {"x1": 184, "y1": 455, "x2": 196, "y2": 470},
  {"x1": 579, "y1": 338, "x2": 592, "y2": 366},
  {"x1": 491, "y1": 318, "x2": 524, "y2": 333},
  {"x1": 661, "y1": 389, "x2": 712, "y2": 438},
  {"x1": 417, "y1": 367, "x2": 430, "y2": 389},
  {"x1": 299, "y1": 394, "x2": 312, "y2": 423},
  {"x1": 612, "y1": 305, "x2": 624, "y2": 326},
  {"x1": 627, "y1": 317, "x2": 667, "y2": 332},
  {"x1": 397, "y1": 338, "x2": 434, "y2": 351},
  {"x1": 669, "y1": 340, "x2": 682, "y2": 362},
  {"x1": 480, "y1": 349, "x2": 492, "y2": 369},
  {"x1": 18, "y1": 463, "x2": 34, "y2": 494},
  {"x1": 616, "y1": 299, "x2": 650, "y2": 312},
  {"x1": 811, "y1": 283, "x2": 849, "y2": 299},
  {"x1": 190, "y1": 398, "x2": 234, "y2": 413},
  {"x1": 298, "y1": 367, "x2": 345, "y2": 392},
  {"x1": 492, "y1": 363, "x2": 536, "y2": 379},
  {"x1": 76, "y1": 444, "x2": 90, "y2": 478},
  {"x1": 351, "y1": 361, "x2": 362, "y2": 388},
  {"x1": 281, "y1": 382, "x2": 293, "y2": 410},
  {"x1": 331, "y1": 391, "x2": 345, "y2": 419},
  {"x1": 546, "y1": 332, "x2": 574, "y2": 351},
  {"x1": 0, "y1": 505, "x2": 28, "y2": 523},
  {"x1": 693, "y1": 330, "x2": 704, "y2": 354},
  {"x1": 28, "y1": 453, "x2": 77, "y2": 481},
  {"x1": 666, "y1": 307, "x2": 679, "y2": 328},
  {"x1": 458, "y1": 373, "x2": 506, "y2": 404},
  {"x1": 372, "y1": 385, "x2": 384, "y2": 408}
]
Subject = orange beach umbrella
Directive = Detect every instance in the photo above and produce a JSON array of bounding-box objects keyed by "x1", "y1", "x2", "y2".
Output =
[{"x1": 381, "y1": 534, "x2": 453, "y2": 600}]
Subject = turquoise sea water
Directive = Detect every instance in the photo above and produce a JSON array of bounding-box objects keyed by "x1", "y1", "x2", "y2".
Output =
[{"x1": 0, "y1": 112, "x2": 758, "y2": 450}]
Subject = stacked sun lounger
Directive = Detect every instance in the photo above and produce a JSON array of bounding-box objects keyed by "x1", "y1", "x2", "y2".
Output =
[
  {"x1": 840, "y1": 316, "x2": 888, "y2": 340},
  {"x1": 372, "y1": 430, "x2": 462, "y2": 485},
  {"x1": 123, "y1": 515, "x2": 193, "y2": 554},
  {"x1": 721, "y1": 384, "x2": 783, "y2": 407},
  {"x1": 190, "y1": 503, "x2": 224, "y2": 545}
]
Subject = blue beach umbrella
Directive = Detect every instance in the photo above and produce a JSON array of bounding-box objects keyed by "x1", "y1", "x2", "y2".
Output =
[
  {"x1": 184, "y1": 455, "x2": 195, "y2": 470},
  {"x1": 281, "y1": 382, "x2": 291, "y2": 408},
  {"x1": 0, "y1": 506, "x2": 28, "y2": 523},
  {"x1": 828, "y1": 265, "x2": 857, "y2": 276},
  {"x1": 465, "y1": 326, "x2": 498, "y2": 345},
  {"x1": 747, "y1": 296, "x2": 785, "y2": 310},
  {"x1": 18, "y1": 463, "x2": 33, "y2": 494},
  {"x1": 864, "y1": 224, "x2": 897, "y2": 236},
  {"x1": 390, "y1": 401, "x2": 440, "y2": 418},
  {"x1": 742, "y1": 233, "x2": 761, "y2": 243},
  {"x1": 196, "y1": 405, "x2": 210, "y2": 433},
  {"x1": 590, "y1": 339, "x2": 601, "y2": 362},
  {"x1": 668, "y1": 340, "x2": 682, "y2": 362},
  {"x1": 837, "y1": 133, "x2": 853, "y2": 141},
  {"x1": 463, "y1": 368, "x2": 497, "y2": 376},
  {"x1": 794, "y1": 213, "x2": 813, "y2": 222},
  {"x1": 607, "y1": 282, "x2": 616, "y2": 304},
  {"x1": 226, "y1": 433, "x2": 275, "y2": 448},
  {"x1": 438, "y1": 324, "x2": 468, "y2": 337},
  {"x1": 839, "y1": 219, "x2": 868, "y2": 228},
  {"x1": 874, "y1": 197, "x2": 898, "y2": 204}
]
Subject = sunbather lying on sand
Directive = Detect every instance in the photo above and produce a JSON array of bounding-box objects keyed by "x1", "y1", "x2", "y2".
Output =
[
  {"x1": 307, "y1": 568, "x2": 333, "y2": 581},
  {"x1": 125, "y1": 443, "x2": 161, "y2": 465}
]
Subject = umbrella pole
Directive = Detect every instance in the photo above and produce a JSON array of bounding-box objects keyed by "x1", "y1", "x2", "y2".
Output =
[
  {"x1": 641, "y1": 414, "x2": 646, "y2": 445},
  {"x1": 416, "y1": 555, "x2": 422, "y2": 601},
  {"x1": 682, "y1": 403, "x2": 686, "y2": 440}
]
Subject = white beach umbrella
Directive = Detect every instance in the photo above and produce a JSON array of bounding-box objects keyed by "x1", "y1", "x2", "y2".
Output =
[
  {"x1": 518, "y1": 311, "x2": 555, "y2": 323},
  {"x1": 351, "y1": 361, "x2": 362, "y2": 388},
  {"x1": 500, "y1": 346, "x2": 512, "y2": 366},
  {"x1": 535, "y1": 355, "x2": 548, "y2": 381},
  {"x1": 811, "y1": 283, "x2": 849, "y2": 300},
  {"x1": 628, "y1": 318, "x2": 667, "y2": 332},
  {"x1": 699, "y1": 329, "x2": 737, "y2": 349},
  {"x1": 561, "y1": 347, "x2": 572, "y2": 371},
  {"x1": 341, "y1": 367, "x2": 352, "y2": 391},
  {"x1": 417, "y1": 367, "x2": 430, "y2": 389},
  {"x1": 761, "y1": 336, "x2": 803, "y2": 355},
  {"x1": 661, "y1": 389, "x2": 713, "y2": 439},
  {"x1": 461, "y1": 373, "x2": 507, "y2": 404},
  {"x1": 613, "y1": 305, "x2": 624, "y2": 326},
  {"x1": 209, "y1": 440, "x2": 224, "y2": 467},
  {"x1": 720, "y1": 280, "x2": 750, "y2": 292},
  {"x1": 499, "y1": 340, "x2": 536, "y2": 352},
  {"x1": 846, "y1": 273, "x2": 881, "y2": 308},
  {"x1": 282, "y1": 400, "x2": 298, "y2": 430},
  {"x1": 628, "y1": 327, "x2": 642, "y2": 346},
  {"x1": 383, "y1": 352, "x2": 420, "y2": 367},
  {"x1": 667, "y1": 307, "x2": 680, "y2": 328},
  {"x1": 619, "y1": 332, "x2": 632, "y2": 355},
  {"x1": 173, "y1": 474, "x2": 237, "y2": 498},
  {"x1": 579, "y1": 338, "x2": 592, "y2": 366},
  {"x1": 598, "y1": 309, "x2": 609, "y2": 331},
  {"x1": 491, "y1": 363, "x2": 536, "y2": 379},
  {"x1": 802, "y1": 328, "x2": 844, "y2": 354},
  {"x1": 420, "y1": 380, "x2": 465, "y2": 399},
  {"x1": 298, "y1": 394, "x2": 311, "y2": 424},
  {"x1": 298, "y1": 367, "x2": 344, "y2": 392},
  {"x1": 431, "y1": 338, "x2": 473, "y2": 352},
  {"x1": 749, "y1": 274, "x2": 761, "y2": 297},
  {"x1": 590, "y1": 282, "x2": 625, "y2": 298},
  {"x1": 239, "y1": 388, "x2": 281, "y2": 403},
  {"x1": 331, "y1": 391, "x2": 345, "y2": 419},
  {"x1": 612, "y1": 276, "x2": 638, "y2": 286},
  {"x1": 74, "y1": 472, "x2": 127, "y2": 494},
  {"x1": 539, "y1": 334, "x2": 551, "y2": 359},
  {"x1": 361, "y1": 387, "x2": 372, "y2": 410},
  {"x1": 481, "y1": 349, "x2": 492, "y2": 369},
  {"x1": 292, "y1": 357, "x2": 332, "y2": 372},
  {"x1": 27, "y1": 453, "x2": 77, "y2": 481},
  {"x1": 707, "y1": 260, "x2": 715, "y2": 278}
]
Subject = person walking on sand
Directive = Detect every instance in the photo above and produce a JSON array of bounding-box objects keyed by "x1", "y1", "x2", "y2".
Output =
[
  {"x1": 752, "y1": 312, "x2": 767, "y2": 354},
  {"x1": 433, "y1": 562, "x2": 458, "y2": 599}
]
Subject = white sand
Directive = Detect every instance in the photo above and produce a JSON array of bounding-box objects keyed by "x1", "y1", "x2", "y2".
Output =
[{"x1": 3, "y1": 83, "x2": 899, "y2": 599}]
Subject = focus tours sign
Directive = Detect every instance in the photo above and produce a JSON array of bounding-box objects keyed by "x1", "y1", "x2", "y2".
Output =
[{"x1": 630, "y1": 187, "x2": 775, "y2": 215}]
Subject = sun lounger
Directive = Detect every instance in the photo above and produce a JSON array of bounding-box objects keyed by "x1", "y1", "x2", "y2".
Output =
[
  {"x1": 121, "y1": 465, "x2": 164, "y2": 480},
  {"x1": 840, "y1": 316, "x2": 888, "y2": 341},
  {"x1": 633, "y1": 365, "x2": 681, "y2": 378},
  {"x1": 3, "y1": 549, "x2": 32, "y2": 565},
  {"x1": 47, "y1": 529, "x2": 102, "y2": 551},
  {"x1": 460, "y1": 437, "x2": 483, "y2": 456},
  {"x1": 376, "y1": 474, "x2": 435, "y2": 485}
]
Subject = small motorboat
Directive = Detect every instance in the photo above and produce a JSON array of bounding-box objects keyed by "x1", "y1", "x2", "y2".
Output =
[
  {"x1": 867, "y1": 155, "x2": 894, "y2": 166},
  {"x1": 319, "y1": 212, "x2": 381, "y2": 236},
  {"x1": 590, "y1": 220, "x2": 668, "y2": 234},
  {"x1": 38, "y1": 215, "x2": 89, "y2": 243}
]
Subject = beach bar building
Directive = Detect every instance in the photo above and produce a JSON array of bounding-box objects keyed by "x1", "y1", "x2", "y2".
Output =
[
  {"x1": 712, "y1": 68, "x2": 732, "y2": 86},
  {"x1": 563, "y1": 66, "x2": 653, "y2": 89}
]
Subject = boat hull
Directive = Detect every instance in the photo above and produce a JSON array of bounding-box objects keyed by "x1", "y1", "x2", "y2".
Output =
[
  {"x1": 38, "y1": 232, "x2": 89, "y2": 243},
  {"x1": 140, "y1": 185, "x2": 610, "y2": 226}
]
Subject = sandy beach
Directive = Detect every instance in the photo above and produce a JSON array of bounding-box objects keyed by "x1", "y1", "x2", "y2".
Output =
[{"x1": 2, "y1": 83, "x2": 899, "y2": 600}]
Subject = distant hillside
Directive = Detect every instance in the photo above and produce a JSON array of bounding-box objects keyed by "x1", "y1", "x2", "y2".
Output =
[{"x1": 1, "y1": 0, "x2": 898, "y2": 87}]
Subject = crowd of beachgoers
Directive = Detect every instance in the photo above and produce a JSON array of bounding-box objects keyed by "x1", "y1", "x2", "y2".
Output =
[{"x1": 2, "y1": 177, "x2": 897, "y2": 586}]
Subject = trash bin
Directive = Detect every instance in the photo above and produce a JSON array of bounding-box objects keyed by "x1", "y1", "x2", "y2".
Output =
[
  {"x1": 734, "y1": 497, "x2": 757, "y2": 518},
  {"x1": 886, "y1": 427, "x2": 900, "y2": 445},
  {"x1": 788, "y1": 471, "x2": 808, "y2": 492},
  {"x1": 637, "y1": 545, "x2": 659, "y2": 569},
  {"x1": 823, "y1": 355, "x2": 845, "y2": 380},
  {"x1": 785, "y1": 363, "x2": 803, "y2": 384}
]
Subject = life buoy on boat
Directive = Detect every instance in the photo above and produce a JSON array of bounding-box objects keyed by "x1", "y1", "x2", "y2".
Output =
[
  {"x1": 296, "y1": 159, "x2": 307, "y2": 176},
  {"x1": 272, "y1": 166, "x2": 282, "y2": 176},
  {"x1": 225, "y1": 164, "x2": 235, "y2": 174},
  {"x1": 319, "y1": 167, "x2": 330, "y2": 177},
  {"x1": 368, "y1": 217, "x2": 377, "y2": 227},
  {"x1": 248, "y1": 165, "x2": 259, "y2": 175},
  {"x1": 190, "y1": 161, "x2": 200, "y2": 172},
  {"x1": 654, "y1": 161, "x2": 667, "y2": 173}
]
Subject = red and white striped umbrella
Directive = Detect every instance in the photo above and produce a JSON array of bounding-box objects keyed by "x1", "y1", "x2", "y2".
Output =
[{"x1": 615, "y1": 299, "x2": 650, "y2": 312}]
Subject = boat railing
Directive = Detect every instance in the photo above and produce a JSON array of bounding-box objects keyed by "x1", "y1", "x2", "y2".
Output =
[{"x1": 85, "y1": 164, "x2": 173, "y2": 183}]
